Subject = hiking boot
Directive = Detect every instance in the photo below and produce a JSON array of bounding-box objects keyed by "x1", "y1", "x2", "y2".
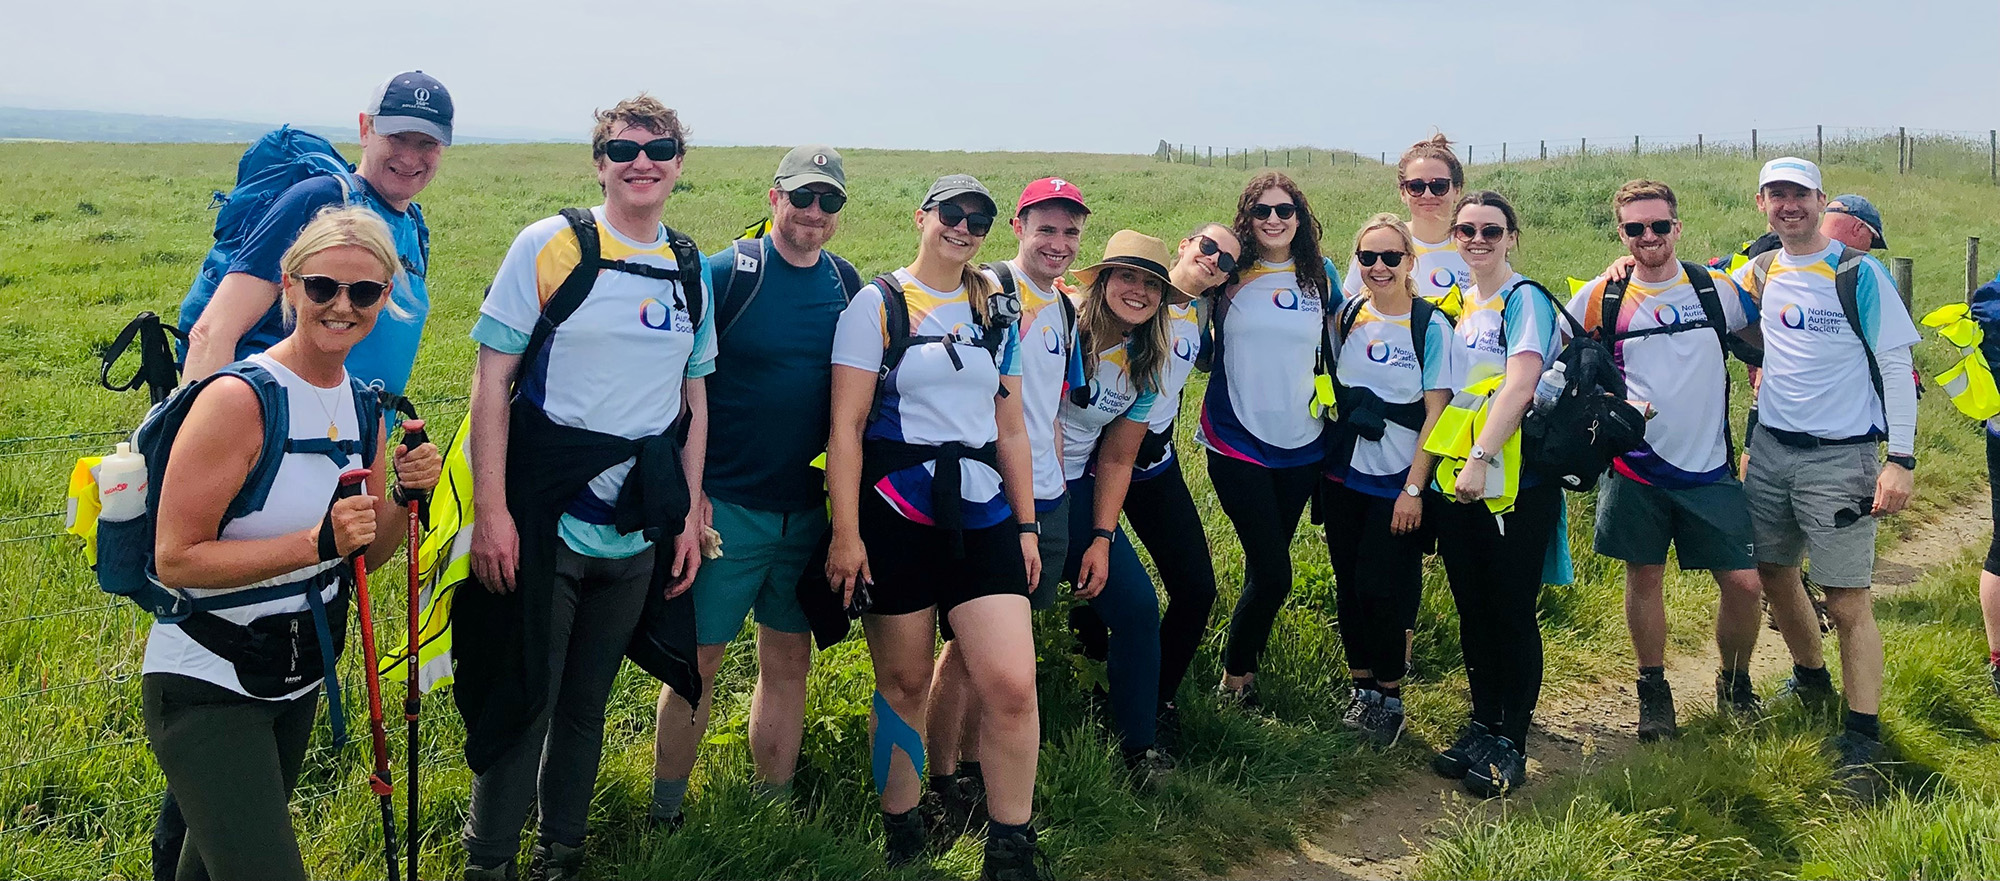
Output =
[
  {"x1": 526, "y1": 840, "x2": 584, "y2": 881},
  {"x1": 1773, "y1": 673, "x2": 1840, "y2": 716},
  {"x1": 1462, "y1": 736, "x2": 1527, "y2": 798},
  {"x1": 465, "y1": 861, "x2": 519, "y2": 881},
  {"x1": 1637, "y1": 677, "x2": 1678, "y2": 742},
  {"x1": 883, "y1": 807, "x2": 930, "y2": 867},
  {"x1": 1831, "y1": 730, "x2": 1888, "y2": 803},
  {"x1": 981, "y1": 825, "x2": 1054, "y2": 881},
  {"x1": 934, "y1": 774, "x2": 986, "y2": 838},
  {"x1": 1715, "y1": 672, "x2": 1764, "y2": 718},
  {"x1": 1341, "y1": 688, "x2": 1377, "y2": 730},
  {"x1": 1357, "y1": 695, "x2": 1407, "y2": 751},
  {"x1": 646, "y1": 809, "x2": 686, "y2": 834},
  {"x1": 1432, "y1": 720, "x2": 1494, "y2": 779},
  {"x1": 1215, "y1": 678, "x2": 1259, "y2": 710},
  {"x1": 1156, "y1": 701, "x2": 1183, "y2": 754},
  {"x1": 1123, "y1": 745, "x2": 1177, "y2": 787}
]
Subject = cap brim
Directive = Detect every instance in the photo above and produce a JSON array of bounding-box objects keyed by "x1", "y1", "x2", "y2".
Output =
[
  {"x1": 1758, "y1": 172, "x2": 1819, "y2": 191},
  {"x1": 1871, "y1": 231, "x2": 1888, "y2": 249},
  {"x1": 1073, "y1": 258, "x2": 1191, "y2": 306},
  {"x1": 924, "y1": 188, "x2": 997, "y2": 215},
  {"x1": 373, "y1": 115, "x2": 452, "y2": 146},
  {"x1": 776, "y1": 171, "x2": 845, "y2": 195},
  {"x1": 1019, "y1": 194, "x2": 1090, "y2": 215}
]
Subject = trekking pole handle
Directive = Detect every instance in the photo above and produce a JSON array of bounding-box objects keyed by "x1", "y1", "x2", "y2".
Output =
[{"x1": 394, "y1": 420, "x2": 430, "y2": 512}]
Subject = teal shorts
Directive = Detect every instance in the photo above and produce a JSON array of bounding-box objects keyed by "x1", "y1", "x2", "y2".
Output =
[
  {"x1": 1593, "y1": 471, "x2": 1757, "y2": 572},
  {"x1": 692, "y1": 498, "x2": 822, "y2": 645}
]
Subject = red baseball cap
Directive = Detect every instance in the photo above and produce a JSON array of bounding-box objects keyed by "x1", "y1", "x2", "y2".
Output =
[{"x1": 1015, "y1": 177, "x2": 1090, "y2": 215}]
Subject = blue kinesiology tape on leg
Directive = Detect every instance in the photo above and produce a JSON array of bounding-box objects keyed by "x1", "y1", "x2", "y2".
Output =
[{"x1": 871, "y1": 689, "x2": 926, "y2": 794}]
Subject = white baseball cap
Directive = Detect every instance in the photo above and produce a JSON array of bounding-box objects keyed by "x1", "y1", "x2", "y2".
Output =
[{"x1": 1758, "y1": 156, "x2": 1822, "y2": 192}]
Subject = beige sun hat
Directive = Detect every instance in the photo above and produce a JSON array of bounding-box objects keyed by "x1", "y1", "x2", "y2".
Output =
[{"x1": 1071, "y1": 230, "x2": 1192, "y2": 305}]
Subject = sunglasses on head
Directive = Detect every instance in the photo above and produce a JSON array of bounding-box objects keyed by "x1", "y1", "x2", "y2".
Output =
[
  {"x1": 1402, "y1": 178, "x2": 1453, "y2": 197},
  {"x1": 292, "y1": 274, "x2": 388, "y2": 308},
  {"x1": 1356, "y1": 249, "x2": 1408, "y2": 268},
  {"x1": 1250, "y1": 202, "x2": 1298, "y2": 221},
  {"x1": 601, "y1": 137, "x2": 681, "y2": 164},
  {"x1": 1620, "y1": 219, "x2": 1675, "y2": 238},
  {"x1": 1451, "y1": 223, "x2": 1509, "y2": 242},
  {"x1": 1195, "y1": 235, "x2": 1238, "y2": 273},
  {"x1": 786, "y1": 188, "x2": 847, "y2": 214},
  {"x1": 934, "y1": 201, "x2": 995, "y2": 237}
]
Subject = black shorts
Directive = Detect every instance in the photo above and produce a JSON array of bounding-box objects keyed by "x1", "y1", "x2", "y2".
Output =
[{"x1": 860, "y1": 488, "x2": 1029, "y2": 618}]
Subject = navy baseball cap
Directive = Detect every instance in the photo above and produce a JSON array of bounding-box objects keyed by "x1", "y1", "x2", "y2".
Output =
[
  {"x1": 366, "y1": 71, "x2": 454, "y2": 146},
  {"x1": 1825, "y1": 194, "x2": 1887, "y2": 249}
]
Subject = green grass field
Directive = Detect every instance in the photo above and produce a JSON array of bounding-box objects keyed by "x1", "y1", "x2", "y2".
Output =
[{"x1": 1, "y1": 139, "x2": 1996, "y2": 880}]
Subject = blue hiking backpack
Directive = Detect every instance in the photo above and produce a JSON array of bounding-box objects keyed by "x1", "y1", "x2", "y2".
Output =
[{"x1": 173, "y1": 126, "x2": 365, "y2": 358}]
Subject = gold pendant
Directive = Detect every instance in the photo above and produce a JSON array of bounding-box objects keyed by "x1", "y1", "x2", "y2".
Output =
[{"x1": 328, "y1": 422, "x2": 339, "y2": 441}]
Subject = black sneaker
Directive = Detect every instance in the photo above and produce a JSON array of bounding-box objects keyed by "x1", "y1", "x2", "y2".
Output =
[
  {"x1": 1357, "y1": 695, "x2": 1407, "y2": 751},
  {"x1": 934, "y1": 775, "x2": 982, "y2": 838},
  {"x1": 1341, "y1": 688, "x2": 1377, "y2": 730},
  {"x1": 526, "y1": 840, "x2": 584, "y2": 881},
  {"x1": 982, "y1": 825, "x2": 1054, "y2": 881},
  {"x1": 1432, "y1": 721, "x2": 1494, "y2": 780},
  {"x1": 1831, "y1": 730, "x2": 1888, "y2": 803},
  {"x1": 1216, "y1": 678, "x2": 1259, "y2": 710},
  {"x1": 1774, "y1": 673, "x2": 1840, "y2": 716},
  {"x1": 645, "y1": 810, "x2": 686, "y2": 834},
  {"x1": 1988, "y1": 662, "x2": 1999, "y2": 700},
  {"x1": 1637, "y1": 677, "x2": 1678, "y2": 742},
  {"x1": 1462, "y1": 736, "x2": 1527, "y2": 798},
  {"x1": 1715, "y1": 672, "x2": 1764, "y2": 718},
  {"x1": 883, "y1": 807, "x2": 929, "y2": 867},
  {"x1": 1155, "y1": 702, "x2": 1183, "y2": 754},
  {"x1": 464, "y1": 860, "x2": 519, "y2": 881},
  {"x1": 1124, "y1": 745, "x2": 1177, "y2": 787}
]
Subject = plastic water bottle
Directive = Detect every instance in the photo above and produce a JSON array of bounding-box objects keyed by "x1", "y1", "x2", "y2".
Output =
[
  {"x1": 1531, "y1": 361, "x2": 1569, "y2": 417},
  {"x1": 97, "y1": 442, "x2": 148, "y2": 522}
]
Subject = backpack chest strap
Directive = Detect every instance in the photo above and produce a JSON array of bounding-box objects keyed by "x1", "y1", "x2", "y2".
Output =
[{"x1": 284, "y1": 436, "x2": 366, "y2": 469}]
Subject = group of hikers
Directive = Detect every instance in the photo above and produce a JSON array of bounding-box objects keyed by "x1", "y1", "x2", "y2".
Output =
[{"x1": 114, "y1": 72, "x2": 2000, "y2": 881}]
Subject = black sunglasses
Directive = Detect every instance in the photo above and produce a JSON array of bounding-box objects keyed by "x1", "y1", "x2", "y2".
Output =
[
  {"x1": 1250, "y1": 202, "x2": 1298, "y2": 221},
  {"x1": 1451, "y1": 223, "x2": 1509, "y2": 242},
  {"x1": 786, "y1": 188, "x2": 847, "y2": 214},
  {"x1": 601, "y1": 137, "x2": 681, "y2": 163},
  {"x1": 1621, "y1": 219, "x2": 1675, "y2": 238},
  {"x1": 1402, "y1": 178, "x2": 1453, "y2": 197},
  {"x1": 1356, "y1": 249, "x2": 1408, "y2": 268},
  {"x1": 293, "y1": 274, "x2": 388, "y2": 308},
  {"x1": 1196, "y1": 235, "x2": 1238, "y2": 273},
  {"x1": 934, "y1": 201, "x2": 995, "y2": 237}
]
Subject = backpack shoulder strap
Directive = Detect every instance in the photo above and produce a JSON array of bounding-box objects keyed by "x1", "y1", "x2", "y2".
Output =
[
  {"x1": 1747, "y1": 249, "x2": 1779, "y2": 292},
  {"x1": 716, "y1": 238, "x2": 765, "y2": 342},
  {"x1": 1680, "y1": 260, "x2": 1732, "y2": 349},
  {"x1": 353, "y1": 381, "x2": 383, "y2": 469},
  {"x1": 983, "y1": 260, "x2": 1018, "y2": 299},
  {"x1": 1410, "y1": 295, "x2": 1437, "y2": 373},
  {"x1": 662, "y1": 223, "x2": 705, "y2": 327},
  {"x1": 214, "y1": 363, "x2": 294, "y2": 521},
  {"x1": 1833, "y1": 245, "x2": 1885, "y2": 404},
  {"x1": 518, "y1": 208, "x2": 603, "y2": 376},
  {"x1": 1598, "y1": 275, "x2": 1629, "y2": 343},
  {"x1": 873, "y1": 273, "x2": 913, "y2": 368},
  {"x1": 829, "y1": 252, "x2": 864, "y2": 300}
]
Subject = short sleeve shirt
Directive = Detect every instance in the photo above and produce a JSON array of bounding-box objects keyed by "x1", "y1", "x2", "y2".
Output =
[
  {"x1": 1134, "y1": 303, "x2": 1203, "y2": 477},
  {"x1": 1058, "y1": 342, "x2": 1158, "y2": 481},
  {"x1": 1002, "y1": 262, "x2": 1079, "y2": 507},
  {"x1": 1329, "y1": 299, "x2": 1459, "y2": 497},
  {"x1": 1454, "y1": 273, "x2": 1560, "y2": 389},
  {"x1": 1197, "y1": 259, "x2": 1341, "y2": 467}
]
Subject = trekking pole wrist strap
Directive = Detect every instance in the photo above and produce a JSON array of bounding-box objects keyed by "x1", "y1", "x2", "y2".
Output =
[{"x1": 317, "y1": 510, "x2": 341, "y2": 562}]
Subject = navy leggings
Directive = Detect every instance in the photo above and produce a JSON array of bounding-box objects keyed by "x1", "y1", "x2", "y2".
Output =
[{"x1": 1061, "y1": 474, "x2": 1162, "y2": 751}]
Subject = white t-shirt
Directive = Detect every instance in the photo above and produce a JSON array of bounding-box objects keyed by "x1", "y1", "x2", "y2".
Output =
[
  {"x1": 1135, "y1": 303, "x2": 1202, "y2": 477},
  {"x1": 142, "y1": 354, "x2": 352, "y2": 699},
  {"x1": 1454, "y1": 273, "x2": 1560, "y2": 389},
  {"x1": 1328, "y1": 299, "x2": 1459, "y2": 497},
  {"x1": 1343, "y1": 232, "x2": 1470, "y2": 303},
  {"x1": 477, "y1": 206, "x2": 716, "y2": 558},
  {"x1": 1002, "y1": 261, "x2": 1077, "y2": 507},
  {"x1": 1059, "y1": 342, "x2": 1158, "y2": 480},
  {"x1": 831, "y1": 268, "x2": 1023, "y2": 528},
  {"x1": 1731, "y1": 242, "x2": 1919, "y2": 441},
  {"x1": 1197, "y1": 259, "x2": 1339, "y2": 467},
  {"x1": 1567, "y1": 266, "x2": 1756, "y2": 487}
]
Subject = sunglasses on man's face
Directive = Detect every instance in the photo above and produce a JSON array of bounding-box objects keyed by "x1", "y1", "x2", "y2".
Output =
[
  {"x1": 1402, "y1": 178, "x2": 1453, "y2": 197},
  {"x1": 1356, "y1": 249, "x2": 1408, "y2": 268},
  {"x1": 1196, "y1": 235, "x2": 1238, "y2": 274},
  {"x1": 1621, "y1": 219, "x2": 1675, "y2": 238},
  {"x1": 293, "y1": 274, "x2": 388, "y2": 308},
  {"x1": 1451, "y1": 223, "x2": 1509, "y2": 242},
  {"x1": 602, "y1": 137, "x2": 681, "y2": 164},
  {"x1": 934, "y1": 202, "x2": 995, "y2": 237},
  {"x1": 787, "y1": 188, "x2": 848, "y2": 214},
  {"x1": 1250, "y1": 202, "x2": 1298, "y2": 221}
]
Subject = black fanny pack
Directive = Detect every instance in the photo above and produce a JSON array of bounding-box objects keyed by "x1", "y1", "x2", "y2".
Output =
[{"x1": 175, "y1": 569, "x2": 348, "y2": 699}]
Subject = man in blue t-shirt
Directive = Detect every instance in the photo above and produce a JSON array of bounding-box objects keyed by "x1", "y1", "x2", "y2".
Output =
[
  {"x1": 647, "y1": 145, "x2": 862, "y2": 828},
  {"x1": 181, "y1": 71, "x2": 452, "y2": 395}
]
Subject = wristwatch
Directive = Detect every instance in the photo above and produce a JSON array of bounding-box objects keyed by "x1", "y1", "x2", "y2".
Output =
[
  {"x1": 1469, "y1": 444, "x2": 1489, "y2": 463},
  {"x1": 1091, "y1": 527, "x2": 1117, "y2": 545},
  {"x1": 1018, "y1": 520, "x2": 1041, "y2": 536},
  {"x1": 1886, "y1": 453, "x2": 1917, "y2": 471},
  {"x1": 1403, "y1": 483, "x2": 1423, "y2": 498}
]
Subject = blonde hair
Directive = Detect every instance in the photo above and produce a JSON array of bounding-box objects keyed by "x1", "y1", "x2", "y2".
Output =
[
  {"x1": 1350, "y1": 212, "x2": 1420, "y2": 302},
  {"x1": 277, "y1": 205, "x2": 405, "y2": 326},
  {"x1": 1077, "y1": 271, "x2": 1171, "y2": 394}
]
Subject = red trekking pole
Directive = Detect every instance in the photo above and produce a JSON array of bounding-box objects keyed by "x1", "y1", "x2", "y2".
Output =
[
  {"x1": 337, "y1": 468, "x2": 401, "y2": 881},
  {"x1": 394, "y1": 420, "x2": 428, "y2": 881}
]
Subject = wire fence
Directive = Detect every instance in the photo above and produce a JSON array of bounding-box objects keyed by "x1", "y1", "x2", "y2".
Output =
[{"x1": 1156, "y1": 124, "x2": 2000, "y2": 185}]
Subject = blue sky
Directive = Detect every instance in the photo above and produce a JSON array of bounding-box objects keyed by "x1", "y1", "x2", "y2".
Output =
[{"x1": 6, "y1": 0, "x2": 1994, "y2": 153}]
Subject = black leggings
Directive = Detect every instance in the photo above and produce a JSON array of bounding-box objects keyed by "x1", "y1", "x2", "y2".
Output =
[
  {"x1": 1210, "y1": 451, "x2": 1323, "y2": 677},
  {"x1": 1986, "y1": 431, "x2": 1999, "y2": 577},
  {"x1": 1323, "y1": 482, "x2": 1433, "y2": 684},
  {"x1": 1435, "y1": 483, "x2": 1562, "y2": 749}
]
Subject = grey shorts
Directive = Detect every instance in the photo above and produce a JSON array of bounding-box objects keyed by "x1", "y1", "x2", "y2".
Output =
[
  {"x1": 1030, "y1": 492, "x2": 1072, "y2": 610},
  {"x1": 1593, "y1": 471, "x2": 1756, "y2": 571},
  {"x1": 1743, "y1": 426, "x2": 1881, "y2": 588}
]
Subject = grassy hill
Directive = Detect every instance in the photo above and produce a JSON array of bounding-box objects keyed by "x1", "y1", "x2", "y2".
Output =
[{"x1": 0, "y1": 141, "x2": 1995, "y2": 879}]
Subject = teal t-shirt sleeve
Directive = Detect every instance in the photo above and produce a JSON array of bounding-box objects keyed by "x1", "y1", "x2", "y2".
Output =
[
  {"x1": 1422, "y1": 311, "x2": 1456, "y2": 390},
  {"x1": 1322, "y1": 256, "x2": 1345, "y2": 314},
  {"x1": 686, "y1": 259, "x2": 718, "y2": 378},
  {"x1": 997, "y1": 324, "x2": 1023, "y2": 377},
  {"x1": 1502, "y1": 283, "x2": 1559, "y2": 361},
  {"x1": 471, "y1": 314, "x2": 531, "y2": 355},
  {"x1": 1126, "y1": 388, "x2": 1158, "y2": 423}
]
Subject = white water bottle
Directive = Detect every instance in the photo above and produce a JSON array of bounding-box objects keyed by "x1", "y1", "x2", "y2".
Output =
[
  {"x1": 1531, "y1": 361, "x2": 1569, "y2": 417},
  {"x1": 97, "y1": 442, "x2": 149, "y2": 523}
]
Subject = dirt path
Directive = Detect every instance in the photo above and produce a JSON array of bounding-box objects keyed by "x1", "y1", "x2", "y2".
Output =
[{"x1": 1226, "y1": 493, "x2": 1992, "y2": 881}]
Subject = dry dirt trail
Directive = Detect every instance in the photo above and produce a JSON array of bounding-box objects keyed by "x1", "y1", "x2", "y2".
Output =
[{"x1": 1224, "y1": 493, "x2": 1993, "y2": 881}]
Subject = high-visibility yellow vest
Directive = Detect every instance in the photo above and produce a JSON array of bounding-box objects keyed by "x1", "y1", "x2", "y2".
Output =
[
  {"x1": 65, "y1": 456, "x2": 108, "y2": 565},
  {"x1": 1422, "y1": 374, "x2": 1522, "y2": 515},
  {"x1": 1920, "y1": 303, "x2": 2000, "y2": 421},
  {"x1": 1423, "y1": 284, "x2": 1464, "y2": 322},
  {"x1": 378, "y1": 413, "x2": 473, "y2": 692}
]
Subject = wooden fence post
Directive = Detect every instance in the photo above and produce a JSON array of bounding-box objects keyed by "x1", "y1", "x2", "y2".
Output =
[
  {"x1": 1207, "y1": 145, "x2": 1213, "y2": 166},
  {"x1": 1990, "y1": 130, "x2": 1996, "y2": 185},
  {"x1": 1697, "y1": 133, "x2": 1703, "y2": 156},
  {"x1": 1969, "y1": 237, "x2": 1982, "y2": 301},
  {"x1": 1751, "y1": 128, "x2": 1758, "y2": 159},
  {"x1": 1892, "y1": 257, "x2": 1915, "y2": 312},
  {"x1": 1581, "y1": 136, "x2": 1587, "y2": 156},
  {"x1": 1816, "y1": 124, "x2": 1823, "y2": 165},
  {"x1": 1540, "y1": 139, "x2": 1547, "y2": 160},
  {"x1": 1502, "y1": 143, "x2": 1507, "y2": 163},
  {"x1": 1898, "y1": 127, "x2": 1906, "y2": 173},
  {"x1": 1633, "y1": 134, "x2": 1640, "y2": 156}
]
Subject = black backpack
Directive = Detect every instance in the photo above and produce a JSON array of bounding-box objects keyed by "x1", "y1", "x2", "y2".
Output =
[
  {"x1": 1739, "y1": 244, "x2": 1883, "y2": 404},
  {"x1": 1512, "y1": 279, "x2": 1647, "y2": 492},
  {"x1": 1597, "y1": 260, "x2": 1752, "y2": 473},
  {"x1": 866, "y1": 270, "x2": 1021, "y2": 421},
  {"x1": 513, "y1": 208, "x2": 706, "y2": 379},
  {"x1": 715, "y1": 237, "x2": 864, "y2": 342}
]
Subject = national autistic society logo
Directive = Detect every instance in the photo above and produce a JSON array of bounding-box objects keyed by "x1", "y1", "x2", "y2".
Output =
[
  {"x1": 1430, "y1": 268, "x2": 1458, "y2": 290},
  {"x1": 1041, "y1": 324, "x2": 1063, "y2": 354},
  {"x1": 1779, "y1": 303, "x2": 1807, "y2": 330},
  {"x1": 1172, "y1": 335, "x2": 1196, "y2": 362},
  {"x1": 1366, "y1": 339, "x2": 1393, "y2": 363},
  {"x1": 1651, "y1": 303, "x2": 1682, "y2": 325}
]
